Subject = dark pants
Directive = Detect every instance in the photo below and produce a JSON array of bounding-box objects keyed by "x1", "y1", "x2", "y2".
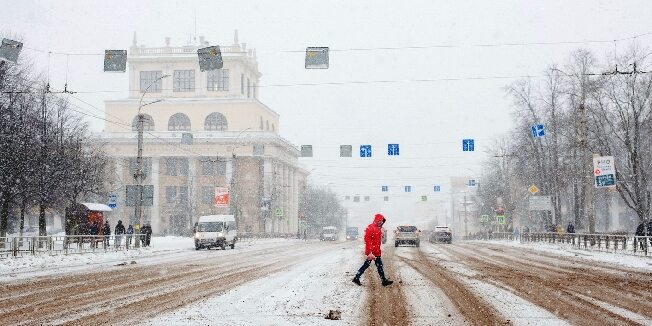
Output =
[{"x1": 355, "y1": 257, "x2": 386, "y2": 281}]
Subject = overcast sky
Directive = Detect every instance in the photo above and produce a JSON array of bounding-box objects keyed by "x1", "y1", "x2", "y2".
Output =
[{"x1": 3, "y1": 0, "x2": 652, "y2": 226}]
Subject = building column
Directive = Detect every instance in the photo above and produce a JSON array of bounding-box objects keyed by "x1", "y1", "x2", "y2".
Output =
[
  {"x1": 151, "y1": 157, "x2": 160, "y2": 234},
  {"x1": 188, "y1": 156, "x2": 198, "y2": 228}
]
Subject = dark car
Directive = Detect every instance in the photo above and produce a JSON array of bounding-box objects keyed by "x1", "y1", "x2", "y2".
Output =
[{"x1": 429, "y1": 226, "x2": 452, "y2": 244}]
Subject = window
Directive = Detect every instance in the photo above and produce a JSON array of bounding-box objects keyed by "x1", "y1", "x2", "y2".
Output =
[
  {"x1": 173, "y1": 70, "x2": 195, "y2": 92},
  {"x1": 272, "y1": 123, "x2": 275, "y2": 132},
  {"x1": 253, "y1": 83, "x2": 256, "y2": 98},
  {"x1": 353, "y1": 196, "x2": 360, "y2": 202},
  {"x1": 165, "y1": 157, "x2": 189, "y2": 176},
  {"x1": 128, "y1": 157, "x2": 152, "y2": 178},
  {"x1": 240, "y1": 74, "x2": 244, "y2": 94},
  {"x1": 165, "y1": 186, "x2": 177, "y2": 204},
  {"x1": 131, "y1": 114, "x2": 154, "y2": 131},
  {"x1": 259, "y1": 116, "x2": 263, "y2": 130},
  {"x1": 178, "y1": 186, "x2": 188, "y2": 203},
  {"x1": 266, "y1": 121, "x2": 269, "y2": 131},
  {"x1": 140, "y1": 71, "x2": 162, "y2": 93},
  {"x1": 168, "y1": 113, "x2": 191, "y2": 131},
  {"x1": 247, "y1": 78, "x2": 251, "y2": 98},
  {"x1": 364, "y1": 196, "x2": 370, "y2": 201},
  {"x1": 202, "y1": 186, "x2": 213, "y2": 204},
  {"x1": 204, "y1": 112, "x2": 228, "y2": 131},
  {"x1": 207, "y1": 69, "x2": 229, "y2": 91},
  {"x1": 165, "y1": 157, "x2": 177, "y2": 176}
]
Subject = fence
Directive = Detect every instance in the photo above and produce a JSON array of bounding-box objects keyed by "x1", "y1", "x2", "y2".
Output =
[
  {"x1": 0, "y1": 234, "x2": 147, "y2": 258},
  {"x1": 465, "y1": 232, "x2": 651, "y2": 257}
]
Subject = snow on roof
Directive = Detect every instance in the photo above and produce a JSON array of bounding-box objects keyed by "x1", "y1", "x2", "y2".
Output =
[{"x1": 80, "y1": 203, "x2": 113, "y2": 212}]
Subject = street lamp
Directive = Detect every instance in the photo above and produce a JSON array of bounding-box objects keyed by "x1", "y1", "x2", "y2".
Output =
[{"x1": 134, "y1": 74, "x2": 170, "y2": 232}]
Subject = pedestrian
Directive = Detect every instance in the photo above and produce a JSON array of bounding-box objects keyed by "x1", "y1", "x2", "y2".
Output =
[
  {"x1": 141, "y1": 223, "x2": 152, "y2": 247},
  {"x1": 114, "y1": 220, "x2": 125, "y2": 247},
  {"x1": 513, "y1": 226, "x2": 520, "y2": 242},
  {"x1": 126, "y1": 224, "x2": 134, "y2": 246},
  {"x1": 102, "y1": 220, "x2": 111, "y2": 248},
  {"x1": 352, "y1": 214, "x2": 394, "y2": 287},
  {"x1": 566, "y1": 222, "x2": 575, "y2": 234}
]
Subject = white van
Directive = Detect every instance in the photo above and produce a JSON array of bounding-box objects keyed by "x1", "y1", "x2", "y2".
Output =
[{"x1": 194, "y1": 215, "x2": 237, "y2": 250}]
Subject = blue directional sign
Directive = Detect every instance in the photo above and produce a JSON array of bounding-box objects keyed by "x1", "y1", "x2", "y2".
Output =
[
  {"x1": 462, "y1": 139, "x2": 475, "y2": 152},
  {"x1": 360, "y1": 145, "x2": 372, "y2": 157},
  {"x1": 107, "y1": 194, "x2": 117, "y2": 209},
  {"x1": 531, "y1": 124, "x2": 545, "y2": 138},
  {"x1": 381, "y1": 186, "x2": 388, "y2": 192},
  {"x1": 388, "y1": 144, "x2": 400, "y2": 156},
  {"x1": 468, "y1": 179, "x2": 477, "y2": 187},
  {"x1": 433, "y1": 185, "x2": 441, "y2": 192},
  {"x1": 404, "y1": 186, "x2": 412, "y2": 193}
]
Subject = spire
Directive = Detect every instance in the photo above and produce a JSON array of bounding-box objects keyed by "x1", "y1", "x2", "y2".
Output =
[
  {"x1": 132, "y1": 32, "x2": 137, "y2": 46},
  {"x1": 234, "y1": 29, "x2": 239, "y2": 45}
]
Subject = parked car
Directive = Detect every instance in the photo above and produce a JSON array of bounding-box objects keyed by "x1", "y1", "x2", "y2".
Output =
[
  {"x1": 194, "y1": 215, "x2": 237, "y2": 250},
  {"x1": 429, "y1": 226, "x2": 452, "y2": 244},
  {"x1": 395, "y1": 225, "x2": 420, "y2": 247}
]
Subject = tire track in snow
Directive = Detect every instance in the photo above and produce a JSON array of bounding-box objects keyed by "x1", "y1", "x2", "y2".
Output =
[{"x1": 364, "y1": 245, "x2": 411, "y2": 326}]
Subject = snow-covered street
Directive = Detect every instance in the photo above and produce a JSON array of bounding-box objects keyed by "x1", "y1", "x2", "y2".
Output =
[{"x1": 1, "y1": 237, "x2": 651, "y2": 325}]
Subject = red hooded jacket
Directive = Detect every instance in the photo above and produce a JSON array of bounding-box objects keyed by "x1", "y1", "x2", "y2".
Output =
[{"x1": 364, "y1": 214, "x2": 385, "y2": 257}]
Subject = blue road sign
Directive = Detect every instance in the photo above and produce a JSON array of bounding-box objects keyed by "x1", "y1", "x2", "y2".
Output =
[
  {"x1": 462, "y1": 139, "x2": 475, "y2": 152},
  {"x1": 468, "y1": 179, "x2": 477, "y2": 187},
  {"x1": 531, "y1": 124, "x2": 545, "y2": 138},
  {"x1": 382, "y1": 186, "x2": 388, "y2": 192},
  {"x1": 108, "y1": 194, "x2": 117, "y2": 209},
  {"x1": 433, "y1": 185, "x2": 441, "y2": 192},
  {"x1": 388, "y1": 144, "x2": 400, "y2": 156},
  {"x1": 360, "y1": 145, "x2": 372, "y2": 157},
  {"x1": 404, "y1": 186, "x2": 412, "y2": 193}
]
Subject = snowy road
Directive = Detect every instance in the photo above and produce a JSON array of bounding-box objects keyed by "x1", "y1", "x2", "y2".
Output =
[{"x1": 1, "y1": 238, "x2": 651, "y2": 325}]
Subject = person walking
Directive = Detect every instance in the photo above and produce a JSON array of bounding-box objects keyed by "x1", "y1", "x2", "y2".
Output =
[
  {"x1": 102, "y1": 220, "x2": 111, "y2": 248},
  {"x1": 126, "y1": 225, "x2": 134, "y2": 247},
  {"x1": 141, "y1": 223, "x2": 152, "y2": 247},
  {"x1": 352, "y1": 213, "x2": 394, "y2": 287},
  {"x1": 114, "y1": 220, "x2": 126, "y2": 247},
  {"x1": 566, "y1": 222, "x2": 575, "y2": 234}
]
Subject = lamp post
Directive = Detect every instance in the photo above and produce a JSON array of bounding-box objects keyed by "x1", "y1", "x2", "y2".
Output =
[{"x1": 134, "y1": 74, "x2": 170, "y2": 234}]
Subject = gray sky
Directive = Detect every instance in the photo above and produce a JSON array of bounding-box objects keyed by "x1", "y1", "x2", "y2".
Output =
[{"x1": 3, "y1": 0, "x2": 652, "y2": 226}]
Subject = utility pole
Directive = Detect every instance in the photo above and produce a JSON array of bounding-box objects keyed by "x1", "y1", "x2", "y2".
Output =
[
  {"x1": 134, "y1": 75, "x2": 169, "y2": 236},
  {"x1": 463, "y1": 193, "x2": 468, "y2": 236},
  {"x1": 579, "y1": 103, "x2": 595, "y2": 234}
]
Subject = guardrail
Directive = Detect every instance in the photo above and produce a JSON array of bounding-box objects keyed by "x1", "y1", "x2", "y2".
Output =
[
  {"x1": 465, "y1": 232, "x2": 651, "y2": 256},
  {"x1": 0, "y1": 234, "x2": 147, "y2": 258}
]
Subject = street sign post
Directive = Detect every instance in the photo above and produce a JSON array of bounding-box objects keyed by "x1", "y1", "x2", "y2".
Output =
[
  {"x1": 433, "y1": 185, "x2": 441, "y2": 192},
  {"x1": 404, "y1": 186, "x2": 412, "y2": 192},
  {"x1": 528, "y1": 184, "x2": 539, "y2": 195},
  {"x1": 274, "y1": 207, "x2": 284, "y2": 217},
  {"x1": 481, "y1": 214, "x2": 489, "y2": 223},
  {"x1": 381, "y1": 186, "x2": 388, "y2": 192},
  {"x1": 305, "y1": 47, "x2": 329, "y2": 69},
  {"x1": 496, "y1": 215, "x2": 506, "y2": 225},
  {"x1": 593, "y1": 155, "x2": 616, "y2": 188},
  {"x1": 340, "y1": 145, "x2": 352, "y2": 157},
  {"x1": 468, "y1": 179, "x2": 477, "y2": 187}
]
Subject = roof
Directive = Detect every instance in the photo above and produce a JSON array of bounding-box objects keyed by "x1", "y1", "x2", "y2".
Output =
[{"x1": 80, "y1": 203, "x2": 113, "y2": 212}]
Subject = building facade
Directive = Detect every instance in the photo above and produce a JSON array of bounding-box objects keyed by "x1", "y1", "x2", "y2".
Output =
[{"x1": 100, "y1": 32, "x2": 307, "y2": 235}]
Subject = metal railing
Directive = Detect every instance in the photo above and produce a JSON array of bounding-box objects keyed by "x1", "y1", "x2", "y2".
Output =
[
  {"x1": 0, "y1": 234, "x2": 147, "y2": 258},
  {"x1": 465, "y1": 232, "x2": 651, "y2": 257}
]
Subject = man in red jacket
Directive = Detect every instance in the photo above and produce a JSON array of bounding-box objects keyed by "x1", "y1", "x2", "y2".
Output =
[{"x1": 352, "y1": 213, "x2": 394, "y2": 286}]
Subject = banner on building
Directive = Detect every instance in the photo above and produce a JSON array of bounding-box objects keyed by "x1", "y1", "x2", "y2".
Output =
[{"x1": 214, "y1": 187, "x2": 229, "y2": 207}]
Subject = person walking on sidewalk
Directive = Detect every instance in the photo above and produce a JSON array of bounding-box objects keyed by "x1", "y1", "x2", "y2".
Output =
[{"x1": 352, "y1": 213, "x2": 394, "y2": 286}]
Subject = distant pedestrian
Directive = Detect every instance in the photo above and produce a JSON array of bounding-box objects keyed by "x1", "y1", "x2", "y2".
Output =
[
  {"x1": 114, "y1": 220, "x2": 125, "y2": 247},
  {"x1": 141, "y1": 224, "x2": 152, "y2": 247},
  {"x1": 126, "y1": 225, "x2": 134, "y2": 246},
  {"x1": 102, "y1": 221, "x2": 111, "y2": 247},
  {"x1": 566, "y1": 222, "x2": 575, "y2": 234},
  {"x1": 352, "y1": 214, "x2": 393, "y2": 287},
  {"x1": 513, "y1": 227, "x2": 520, "y2": 241}
]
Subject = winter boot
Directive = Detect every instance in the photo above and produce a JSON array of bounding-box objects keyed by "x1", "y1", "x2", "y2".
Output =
[
  {"x1": 352, "y1": 277, "x2": 362, "y2": 286},
  {"x1": 382, "y1": 279, "x2": 394, "y2": 286}
]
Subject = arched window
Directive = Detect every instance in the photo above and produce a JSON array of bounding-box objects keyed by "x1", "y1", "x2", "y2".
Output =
[
  {"x1": 168, "y1": 113, "x2": 191, "y2": 131},
  {"x1": 204, "y1": 112, "x2": 228, "y2": 131},
  {"x1": 266, "y1": 120, "x2": 269, "y2": 131},
  {"x1": 132, "y1": 114, "x2": 155, "y2": 131},
  {"x1": 272, "y1": 123, "x2": 275, "y2": 132}
]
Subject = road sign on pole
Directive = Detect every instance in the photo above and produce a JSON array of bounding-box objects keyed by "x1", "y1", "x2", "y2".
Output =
[
  {"x1": 468, "y1": 179, "x2": 477, "y2": 187},
  {"x1": 274, "y1": 207, "x2": 284, "y2": 217},
  {"x1": 529, "y1": 195, "x2": 552, "y2": 211},
  {"x1": 214, "y1": 187, "x2": 229, "y2": 207},
  {"x1": 381, "y1": 186, "x2": 388, "y2": 192},
  {"x1": 433, "y1": 185, "x2": 441, "y2": 192},
  {"x1": 593, "y1": 155, "x2": 616, "y2": 188},
  {"x1": 340, "y1": 145, "x2": 352, "y2": 157},
  {"x1": 388, "y1": 144, "x2": 399, "y2": 156},
  {"x1": 360, "y1": 145, "x2": 372, "y2": 157},
  {"x1": 107, "y1": 194, "x2": 117, "y2": 209},
  {"x1": 531, "y1": 124, "x2": 545, "y2": 138},
  {"x1": 462, "y1": 139, "x2": 475, "y2": 152},
  {"x1": 528, "y1": 184, "x2": 539, "y2": 195}
]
